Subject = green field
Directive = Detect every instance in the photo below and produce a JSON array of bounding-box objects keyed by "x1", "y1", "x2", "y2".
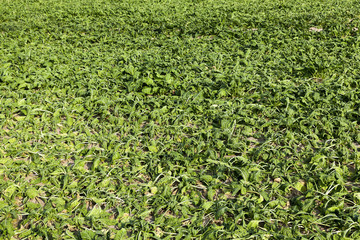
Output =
[{"x1": 1, "y1": 0, "x2": 360, "y2": 239}]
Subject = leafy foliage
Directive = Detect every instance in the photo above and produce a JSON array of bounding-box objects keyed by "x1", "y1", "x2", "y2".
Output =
[{"x1": 1, "y1": 0, "x2": 360, "y2": 238}]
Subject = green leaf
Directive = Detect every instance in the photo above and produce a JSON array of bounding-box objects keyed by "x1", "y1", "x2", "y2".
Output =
[
  {"x1": 150, "y1": 186, "x2": 158, "y2": 194},
  {"x1": 26, "y1": 187, "x2": 38, "y2": 199},
  {"x1": 114, "y1": 229, "x2": 129, "y2": 240},
  {"x1": 87, "y1": 206, "x2": 105, "y2": 218},
  {"x1": 26, "y1": 201, "x2": 40, "y2": 209},
  {"x1": 243, "y1": 126, "x2": 253, "y2": 136},
  {"x1": 142, "y1": 87, "x2": 152, "y2": 94},
  {"x1": 202, "y1": 201, "x2": 213, "y2": 210},
  {"x1": 294, "y1": 180, "x2": 307, "y2": 193},
  {"x1": 4, "y1": 185, "x2": 17, "y2": 198},
  {"x1": 215, "y1": 207, "x2": 227, "y2": 219},
  {"x1": 200, "y1": 175, "x2": 213, "y2": 183},
  {"x1": 148, "y1": 145, "x2": 158, "y2": 153},
  {"x1": 80, "y1": 230, "x2": 97, "y2": 240},
  {"x1": 143, "y1": 77, "x2": 155, "y2": 86},
  {"x1": 52, "y1": 197, "x2": 66, "y2": 210},
  {"x1": 247, "y1": 220, "x2": 260, "y2": 229},
  {"x1": 0, "y1": 201, "x2": 7, "y2": 209}
]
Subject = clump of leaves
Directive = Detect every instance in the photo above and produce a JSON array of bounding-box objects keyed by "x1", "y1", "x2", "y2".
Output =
[{"x1": 1, "y1": 0, "x2": 360, "y2": 238}]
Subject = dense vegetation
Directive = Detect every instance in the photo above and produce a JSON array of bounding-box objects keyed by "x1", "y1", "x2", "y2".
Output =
[{"x1": 1, "y1": 0, "x2": 360, "y2": 238}]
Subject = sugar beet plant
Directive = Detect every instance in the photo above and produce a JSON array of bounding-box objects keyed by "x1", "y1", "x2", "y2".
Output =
[{"x1": 1, "y1": 0, "x2": 360, "y2": 239}]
